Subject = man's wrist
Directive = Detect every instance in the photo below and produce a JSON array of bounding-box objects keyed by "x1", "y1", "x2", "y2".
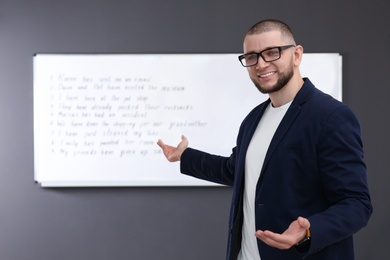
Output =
[{"x1": 295, "y1": 229, "x2": 311, "y2": 253}]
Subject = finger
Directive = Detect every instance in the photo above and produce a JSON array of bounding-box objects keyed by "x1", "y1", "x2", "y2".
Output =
[
  {"x1": 157, "y1": 139, "x2": 175, "y2": 150},
  {"x1": 264, "y1": 230, "x2": 289, "y2": 244},
  {"x1": 156, "y1": 139, "x2": 164, "y2": 148},
  {"x1": 255, "y1": 230, "x2": 283, "y2": 244},
  {"x1": 255, "y1": 231, "x2": 290, "y2": 249}
]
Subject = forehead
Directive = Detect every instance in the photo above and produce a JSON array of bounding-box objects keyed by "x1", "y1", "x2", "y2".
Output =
[{"x1": 243, "y1": 31, "x2": 285, "y2": 53}]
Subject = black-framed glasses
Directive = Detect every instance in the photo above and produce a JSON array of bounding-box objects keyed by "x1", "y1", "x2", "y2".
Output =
[{"x1": 238, "y1": 45, "x2": 295, "y2": 67}]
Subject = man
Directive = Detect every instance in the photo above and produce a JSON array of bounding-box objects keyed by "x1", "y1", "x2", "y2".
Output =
[{"x1": 157, "y1": 19, "x2": 372, "y2": 260}]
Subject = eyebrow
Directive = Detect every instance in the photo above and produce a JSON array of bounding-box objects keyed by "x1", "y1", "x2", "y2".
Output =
[{"x1": 243, "y1": 45, "x2": 280, "y2": 55}]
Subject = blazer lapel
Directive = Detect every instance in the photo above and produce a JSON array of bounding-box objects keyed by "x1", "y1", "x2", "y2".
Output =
[{"x1": 258, "y1": 78, "x2": 314, "y2": 183}]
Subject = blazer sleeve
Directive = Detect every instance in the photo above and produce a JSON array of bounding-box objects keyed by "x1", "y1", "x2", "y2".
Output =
[
  {"x1": 306, "y1": 104, "x2": 373, "y2": 255},
  {"x1": 180, "y1": 147, "x2": 236, "y2": 186}
]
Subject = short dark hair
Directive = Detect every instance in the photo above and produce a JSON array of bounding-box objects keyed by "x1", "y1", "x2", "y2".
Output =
[{"x1": 246, "y1": 19, "x2": 296, "y2": 43}]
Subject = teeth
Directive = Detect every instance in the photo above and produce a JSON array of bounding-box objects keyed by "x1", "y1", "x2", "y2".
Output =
[{"x1": 259, "y1": 72, "x2": 275, "y2": 78}]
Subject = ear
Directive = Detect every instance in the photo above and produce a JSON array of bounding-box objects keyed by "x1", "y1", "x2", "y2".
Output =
[{"x1": 293, "y1": 45, "x2": 304, "y2": 67}]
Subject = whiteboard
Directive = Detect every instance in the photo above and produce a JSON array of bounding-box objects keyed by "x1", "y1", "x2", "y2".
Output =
[{"x1": 33, "y1": 53, "x2": 342, "y2": 187}]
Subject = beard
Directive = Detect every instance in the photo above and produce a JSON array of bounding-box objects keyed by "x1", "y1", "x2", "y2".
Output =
[{"x1": 251, "y1": 62, "x2": 294, "y2": 94}]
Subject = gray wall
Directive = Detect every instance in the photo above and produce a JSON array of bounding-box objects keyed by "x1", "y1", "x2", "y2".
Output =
[{"x1": 0, "y1": 0, "x2": 388, "y2": 259}]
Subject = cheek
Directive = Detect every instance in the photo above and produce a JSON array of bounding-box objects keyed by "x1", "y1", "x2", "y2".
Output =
[{"x1": 247, "y1": 67, "x2": 257, "y2": 77}]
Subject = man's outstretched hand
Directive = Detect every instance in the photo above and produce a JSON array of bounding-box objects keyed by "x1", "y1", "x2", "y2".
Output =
[
  {"x1": 255, "y1": 216, "x2": 310, "y2": 250},
  {"x1": 157, "y1": 135, "x2": 189, "y2": 162}
]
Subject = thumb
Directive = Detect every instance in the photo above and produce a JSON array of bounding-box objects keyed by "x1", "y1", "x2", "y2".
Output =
[
  {"x1": 297, "y1": 217, "x2": 310, "y2": 229},
  {"x1": 181, "y1": 135, "x2": 188, "y2": 143},
  {"x1": 179, "y1": 135, "x2": 189, "y2": 148}
]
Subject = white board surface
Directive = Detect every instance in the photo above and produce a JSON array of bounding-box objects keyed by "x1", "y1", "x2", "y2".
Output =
[{"x1": 33, "y1": 53, "x2": 342, "y2": 187}]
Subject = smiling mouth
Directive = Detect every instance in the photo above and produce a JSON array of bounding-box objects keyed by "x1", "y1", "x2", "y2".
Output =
[{"x1": 258, "y1": 71, "x2": 276, "y2": 78}]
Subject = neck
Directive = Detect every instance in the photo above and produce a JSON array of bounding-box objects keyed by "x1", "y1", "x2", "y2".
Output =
[{"x1": 269, "y1": 76, "x2": 304, "y2": 107}]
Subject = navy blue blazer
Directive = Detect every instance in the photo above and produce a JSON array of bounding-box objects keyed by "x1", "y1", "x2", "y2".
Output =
[{"x1": 180, "y1": 78, "x2": 373, "y2": 260}]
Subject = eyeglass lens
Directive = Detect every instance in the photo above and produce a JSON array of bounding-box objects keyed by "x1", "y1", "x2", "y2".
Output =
[{"x1": 242, "y1": 47, "x2": 281, "y2": 67}]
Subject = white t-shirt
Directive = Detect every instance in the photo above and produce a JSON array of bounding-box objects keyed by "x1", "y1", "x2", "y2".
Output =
[{"x1": 238, "y1": 101, "x2": 291, "y2": 260}]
